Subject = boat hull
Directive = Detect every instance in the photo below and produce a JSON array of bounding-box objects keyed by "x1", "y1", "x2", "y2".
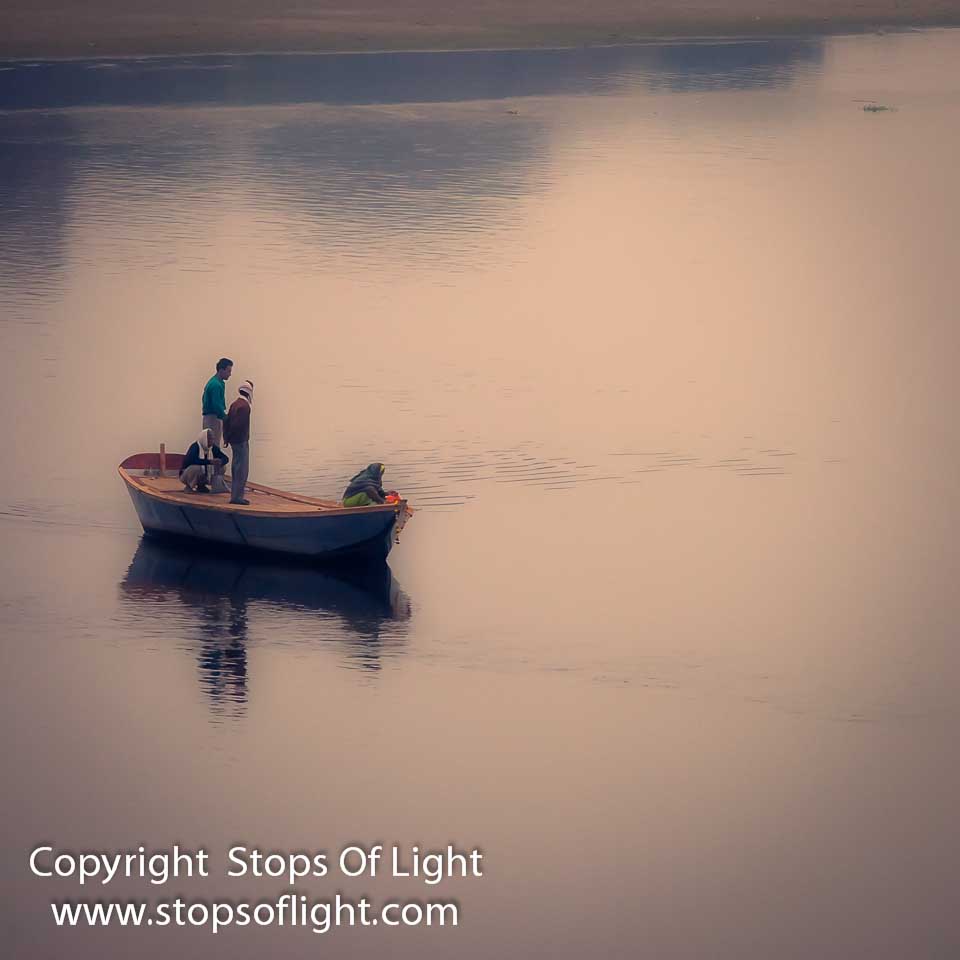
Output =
[{"x1": 123, "y1": 478, "x2": 399, "y2": 561}]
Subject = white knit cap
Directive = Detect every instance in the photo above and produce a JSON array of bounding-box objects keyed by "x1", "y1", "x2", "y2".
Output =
[
  {"x1": 238, "y1": 379, "x2": 254, "y2": 400},
  {"x1": 198, "y1": 428, "x2": 212, "y2": 450}
]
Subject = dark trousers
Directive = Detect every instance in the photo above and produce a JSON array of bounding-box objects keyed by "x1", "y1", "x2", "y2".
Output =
[{"x1": 230, "y1": 441, "x2": 249, "y2": 503}]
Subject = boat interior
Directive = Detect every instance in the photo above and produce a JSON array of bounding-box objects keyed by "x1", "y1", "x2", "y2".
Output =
[{"x1": 119, "y1": 452, "x2": 405, "y2": 519}]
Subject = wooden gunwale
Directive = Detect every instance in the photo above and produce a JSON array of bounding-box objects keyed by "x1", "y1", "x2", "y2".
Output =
[{"x1": 118, "y1": 466, "x2": 405, "y2": 521}]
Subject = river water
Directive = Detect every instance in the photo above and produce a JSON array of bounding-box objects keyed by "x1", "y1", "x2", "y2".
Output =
[{"x1": 2, "y1": 30, "x2": 959, "y2": 958}]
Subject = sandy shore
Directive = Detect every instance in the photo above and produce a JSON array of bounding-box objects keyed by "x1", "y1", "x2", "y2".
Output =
[{"x1": 2, "y1": 0, "x2": 959, "y2": 58}]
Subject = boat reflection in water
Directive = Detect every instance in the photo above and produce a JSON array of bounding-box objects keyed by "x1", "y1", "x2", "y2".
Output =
[{"x1": 119, "y1": 538, "x2": 412, "y2": 719}]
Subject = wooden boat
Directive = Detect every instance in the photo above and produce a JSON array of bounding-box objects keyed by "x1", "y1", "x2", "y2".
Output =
[{"x1": 119, "y1": 450, "x2": 411, "y2": 561}]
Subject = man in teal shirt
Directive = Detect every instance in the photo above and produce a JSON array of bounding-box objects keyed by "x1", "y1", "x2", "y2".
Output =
[{"x1": 201, "y1": 357, "x2": 233, "y2": 448}]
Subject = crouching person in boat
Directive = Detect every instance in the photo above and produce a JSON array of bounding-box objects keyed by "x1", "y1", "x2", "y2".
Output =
[
  {"x1": 180, "y1": 429, "x2": 229, "y2": 494},
  {"x1": 342, "y1": 462, "x2": 394, "y2": 507}
]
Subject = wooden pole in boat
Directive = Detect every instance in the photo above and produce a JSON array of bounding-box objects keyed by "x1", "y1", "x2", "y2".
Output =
[{"x1": 159, "y1": 443, "x2": 166, "y2": 477}]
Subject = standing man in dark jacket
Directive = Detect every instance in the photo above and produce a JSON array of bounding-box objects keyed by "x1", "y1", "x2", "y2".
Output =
[
  {"x1": 224, "y1": 379, "x2": 253, "y2": 505},
  {"x1": 202, "y1": 357, "x2": 233, "y2": 448}
]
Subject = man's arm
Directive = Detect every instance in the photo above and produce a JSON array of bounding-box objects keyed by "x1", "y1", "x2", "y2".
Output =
[
  {"x1": 216, "y1": 384, "x2": 230, "y2": 445},
  {"x1": 367, "y1": 484, "x2": 387, "y2": 504}
]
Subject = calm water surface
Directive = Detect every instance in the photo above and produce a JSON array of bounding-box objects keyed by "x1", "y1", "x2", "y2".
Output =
[{"x1": 2, "y1": 31, "x2": 960, "y2": 958}]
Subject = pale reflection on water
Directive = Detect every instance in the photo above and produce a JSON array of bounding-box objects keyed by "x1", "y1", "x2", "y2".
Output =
[
  {"x1": 2, "y1": 30, "x2": 960, "y2": 959},
  {"x1": 120, "y1": 538, "x2": 412, "y2": 713}
]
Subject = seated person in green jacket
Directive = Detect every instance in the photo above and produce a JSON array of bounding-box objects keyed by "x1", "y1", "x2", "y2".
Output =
[
  {"x1": 180, "y1": 429, "x2": 229, "y2": 493},
  {"x1": 342, "y1": 462, "x2": 389, "y2": 507}
]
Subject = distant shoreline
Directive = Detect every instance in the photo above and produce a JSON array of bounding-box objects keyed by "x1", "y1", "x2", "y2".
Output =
[
  {"x1": 0, "y1": 34, "x2": 914, "y2": 66},
  {"x1": 2, "y1": 1, "x2": 959, "y2": 60}
]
